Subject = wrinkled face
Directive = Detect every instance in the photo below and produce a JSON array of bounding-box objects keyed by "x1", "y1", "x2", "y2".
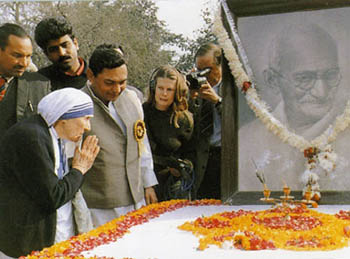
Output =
[
  {"x1": 195, "y1": 52, "x2": 222, "y2": 87},
  {"x1": 155, "y1": 77, "x2": 176, "y2": 111},
  {"x1": 45, "y1": 34, "x2": 80, "y2": 73},
  {"x1": 88, "y1": 65, "x2": 128, "y2": 105},
  {"x1": 277, "y1": 39, "x2": 339, "y2": 123},
  {"x1": 0, "y1": 35, "x2": 32, "y2": 77},
  {"x1": 58, "y1": 116, "x2": 91, "y2": 142}
]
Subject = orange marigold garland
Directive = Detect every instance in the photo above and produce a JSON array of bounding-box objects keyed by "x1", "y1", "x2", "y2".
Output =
[
  {"x1": 178, "y1": 205, "x2": 350, "y2": 251},
  {"x1": 20, "y1": 200, "x2": 350, "y2": 258},
  {"x1": 21, "y1": 199, "x2": 220, "y2": 259}
]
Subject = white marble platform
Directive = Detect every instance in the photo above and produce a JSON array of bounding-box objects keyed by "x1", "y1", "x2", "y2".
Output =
[{"x1": 82, "y1": 204, "x2": 350, "y2": 259}]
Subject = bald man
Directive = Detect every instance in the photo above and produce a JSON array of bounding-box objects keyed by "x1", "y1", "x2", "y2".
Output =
[{"x1": 239, "y1": 23, "x2": 349, "y2": 192}]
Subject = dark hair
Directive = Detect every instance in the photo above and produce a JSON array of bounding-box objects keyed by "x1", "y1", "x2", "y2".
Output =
[
  {"x1": 89, "y1": 43, "x2": 127, "y2": 76},
  {"x1": 0, "y1": 23, "x2": 30, "y2": 50},
  {"x1": 194, "y1": 42, "x2": 222, "y2": 66},
  {"x1": 96, "y1": 42, "x2": 125, "y2": 56},
  {"x1": 34, "y1": 17, "x2": 74, "y2": 51}
]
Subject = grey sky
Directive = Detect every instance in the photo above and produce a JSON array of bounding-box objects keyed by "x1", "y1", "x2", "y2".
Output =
[{"x1": 153, "y1": 0, "x2": 217, "y2": 39}]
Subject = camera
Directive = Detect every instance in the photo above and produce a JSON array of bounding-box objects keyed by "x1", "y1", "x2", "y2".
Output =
[
  {"x1": 186, "y1": 68, "x2": 211, "y2": 90},
  {"x1": 165, "y1": 157, "x2": 194, "y2": 200},
  {"x1": 176, "y1": 158, "x2": 193, "y2": 181}
]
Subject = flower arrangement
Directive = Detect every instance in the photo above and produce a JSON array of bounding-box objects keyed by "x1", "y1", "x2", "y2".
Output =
[
  {"x1": 21, "y1": 199, "x2": 220, "y2": 259},
  {"x1": 213, "y1": 7, "x2": 350, "y2": 192},
  {"x1": 20, "y1": 199, "x2": 350, "y2": 256},
  {"x1": 179, "y1": 205, "x2": 350, "y2": 251}
]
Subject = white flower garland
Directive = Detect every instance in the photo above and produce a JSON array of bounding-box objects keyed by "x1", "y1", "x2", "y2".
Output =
[{"x1": 213, "y1": 8, "x2": 350, "y2": 176}]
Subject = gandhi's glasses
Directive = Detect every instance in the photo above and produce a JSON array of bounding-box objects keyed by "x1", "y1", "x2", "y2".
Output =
[{"x1": 272, "y1": 67, "x2": 341, "y2": 92}]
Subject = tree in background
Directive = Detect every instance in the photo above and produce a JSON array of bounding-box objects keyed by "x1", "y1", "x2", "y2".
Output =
[
  {"x1": 0, "y1": 0, "x2": 216, "y2": 92},
  {"x1": 0, "y1": 1, "x2": 52, "y2": 68},
  {"x1": 175, "y1": 6, "x2": 217, "y2": 73},
  {"x1": 0, "y1": 0, "x2": 185, "y2": 93}
]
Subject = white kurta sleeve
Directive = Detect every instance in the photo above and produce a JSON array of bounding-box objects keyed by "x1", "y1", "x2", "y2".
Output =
[{"x1": 141, "y1": 133, "x2": 158, "y2": 188}]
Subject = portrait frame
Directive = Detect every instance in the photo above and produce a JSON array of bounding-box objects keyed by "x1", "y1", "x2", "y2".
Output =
[{"x1": 220, "y1": 0, "x2": 350, "y2": 204}]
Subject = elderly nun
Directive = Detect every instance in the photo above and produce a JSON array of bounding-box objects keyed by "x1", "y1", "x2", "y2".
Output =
[{"x1": 0, "y1": 88, "x2": 100, "y2": 258}]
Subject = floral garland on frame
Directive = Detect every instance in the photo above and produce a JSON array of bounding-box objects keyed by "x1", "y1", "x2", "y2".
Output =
[{"x1": 212, "y1": 7, "x2": 350, "y2": 195}]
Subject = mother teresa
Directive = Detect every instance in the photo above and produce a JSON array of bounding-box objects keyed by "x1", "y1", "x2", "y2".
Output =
[{"x1": 0, "y1": 88, "x2": 100, "y2": 258}]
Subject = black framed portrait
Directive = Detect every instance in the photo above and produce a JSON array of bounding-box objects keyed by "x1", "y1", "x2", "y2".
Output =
[{"x1": 220, "y1": 0, "x2": 350, "y2": 204}]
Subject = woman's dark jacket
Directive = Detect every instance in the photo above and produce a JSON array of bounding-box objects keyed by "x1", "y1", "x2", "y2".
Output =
[
  {"x1": 0, "y1": 115, "x2": 84, "y2": 257},
  {"x1": 143, "y1": 102, "x2": 195, "y2": 200}
]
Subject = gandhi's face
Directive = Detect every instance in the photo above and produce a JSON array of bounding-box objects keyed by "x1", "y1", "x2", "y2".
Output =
[{"x1": 277, "y1": 38, "x2": 340, "y2": 124}]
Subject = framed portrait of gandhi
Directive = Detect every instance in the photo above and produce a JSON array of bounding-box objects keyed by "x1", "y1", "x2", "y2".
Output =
[{"x1": 220, "y1": 0, "x2": 350, "y2": 204}]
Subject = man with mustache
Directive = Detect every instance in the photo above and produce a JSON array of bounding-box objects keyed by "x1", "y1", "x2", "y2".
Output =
[
  {"x1": 34, "y1": 17, "x2": 87, "y2": 91},
  {"x1": 0, "y1": 23, "x2": 50, "y2": 137},
  {"x1": 34, "y1": 17, "x2": 144, "y2": 101},
  {"x1": 239, "y1": 23, "x2": 348, "y2": 192}
]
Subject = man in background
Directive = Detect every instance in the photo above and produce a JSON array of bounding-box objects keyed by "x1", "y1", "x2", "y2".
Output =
[
  {"x1": 0, "y1": 23, "x2": 50, "y2": 137},
  {"x1": 81, "y1": 43, "x2": 158, "y2": 227},
  {"x1": 34, "y1": 17, "x2": 144, "y2": 101},
  {"x1": 34, "y1": 17, "x2": 87, "y2": 91},
  {"x1": 190, "y1": 42, "x2": 223, "y2": 199}
]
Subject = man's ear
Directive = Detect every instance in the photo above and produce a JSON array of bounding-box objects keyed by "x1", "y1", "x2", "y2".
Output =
[
  {"x1": 263, "y1": 68, "x2": 281, "y2": 95},
  {"x1": 73, "y1": 37, "x2": 79, "y2": 51},
  {"x1": 86, "y1": 68, "x2": 94, "y2": 82}
]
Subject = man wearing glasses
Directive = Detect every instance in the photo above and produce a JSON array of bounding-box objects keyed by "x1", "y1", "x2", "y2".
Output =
[
  {"x1": 264, "y1": 24, "x2": 341, "y2": 137},
  {"x1": 239, "y1": 23, "x2": 347, "y2": 192}
]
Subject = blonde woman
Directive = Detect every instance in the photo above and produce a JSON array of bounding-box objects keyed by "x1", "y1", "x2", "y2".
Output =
[{"x1": 143, "y1": 65, "x2": 195, "y2": 201}]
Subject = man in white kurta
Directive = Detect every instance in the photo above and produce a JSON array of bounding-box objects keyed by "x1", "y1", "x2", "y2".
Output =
[{"x1": 80, "y1": 44, "x2": 158, "y2": 227}]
